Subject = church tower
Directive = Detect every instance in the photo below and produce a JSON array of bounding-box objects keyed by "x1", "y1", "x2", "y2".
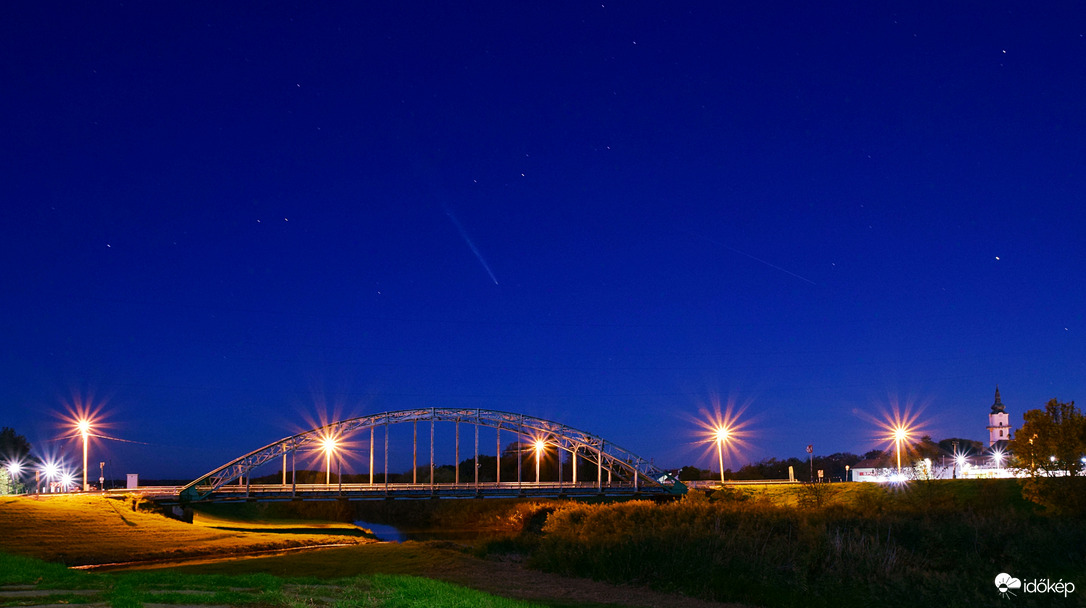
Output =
[{"x1": 987, "y1": 386, "x2": 1013, "y2": 447}]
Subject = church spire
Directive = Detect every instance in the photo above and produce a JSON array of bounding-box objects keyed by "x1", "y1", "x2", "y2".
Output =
[{"x1": 991, "y1": 385, "x2": 1005, "y2": 414}]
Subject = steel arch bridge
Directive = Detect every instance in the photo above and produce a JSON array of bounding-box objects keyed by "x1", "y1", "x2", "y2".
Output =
[{"x1": 178, "y1": 408, "x2": 685, "y2": 502}]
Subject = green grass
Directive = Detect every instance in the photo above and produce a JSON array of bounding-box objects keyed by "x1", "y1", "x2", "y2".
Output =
[
  {"x1": 0, "y1": 552, "x2": 550, "y2": 608},
  {"x1": 372, "y1": 575, "x2": 549, "y2": 608}
]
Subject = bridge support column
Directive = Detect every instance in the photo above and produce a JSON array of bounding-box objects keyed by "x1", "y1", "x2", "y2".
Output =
[
  {"x1": 291, "y1": 446, "x2": 296, "y2": 497},
  {"x1": 598, "y1": 443, "x2": 603, "y2": 492},
  {"x1": 413, "y1": 420, "x2": 418, "y2": 484},
  {"x1": 384, "y1": 418, "x2": 389, "y2": 495},
  {"x1": 282, "y1": 452, "x2": 287, "y2": 486},
  {"x1": 558, "y1": 440, "x2": 563, "y2": 492},
  {"x1": 455, "y1": 420, "x2": 460, "y2": 485},
  {"x1": 496, "y1": 427, "x2": 501, "y2": 484},
  {"x1": 474, "y1": 414, "x2": 479, "y2": 489},
  {"x1": 572, "y1": 446, "x2": 577, "y2": 485},
  {"x1": 429, "y1": 413, "x2": 435, "y2": 491}
]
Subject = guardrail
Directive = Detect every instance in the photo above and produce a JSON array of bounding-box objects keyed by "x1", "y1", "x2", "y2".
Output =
[
  {"x1": 115, "y1": 481, "x2": 677, "y2": 504},
  {"x1": 684, "y1": 479, "x2": 799, "y2": 489}
]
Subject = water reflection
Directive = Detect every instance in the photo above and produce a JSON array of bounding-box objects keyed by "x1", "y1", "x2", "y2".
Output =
[
  {"x1": 354, "y1": 520, "x2": 406, "y2": 543},
  {"x1": 354, "y1": 521, "x2": 486, "y2": 544}
]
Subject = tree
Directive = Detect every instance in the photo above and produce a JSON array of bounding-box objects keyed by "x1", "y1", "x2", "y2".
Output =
[
  {"x1": 0, "y1": 427, "x2": 32, "y2": 464},
  {"x1": 1008, "y1": 398, "x2": 1086, "y2": 515},
  {"x1": 1008, "y1": 399, "x2": 1086, "y2": 478},
  {"x1": 0, "y1": 469, "x2": 18, "y2": 495},
  {"x1": 937, "y1": 438, "x2": 983, "y2": 456}
]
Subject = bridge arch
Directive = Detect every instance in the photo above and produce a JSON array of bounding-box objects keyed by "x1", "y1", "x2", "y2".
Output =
[{"x1": 179, "y1": 408, "x2": 684, "y2": 501}]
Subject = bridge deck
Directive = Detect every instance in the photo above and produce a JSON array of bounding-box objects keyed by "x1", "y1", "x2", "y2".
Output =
[{"x1": 133, "y1": 482, "x2": 675, "y2": 504}]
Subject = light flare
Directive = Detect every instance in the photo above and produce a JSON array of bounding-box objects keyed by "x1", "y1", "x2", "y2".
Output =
[
  {"x1": 855, "y1": 395, "x2": 929, "y2": 474},
  {"x1": 686, "y1": 394, "x2": 755, "y2": 481}
]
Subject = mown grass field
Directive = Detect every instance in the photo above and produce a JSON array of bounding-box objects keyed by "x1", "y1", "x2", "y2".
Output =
[{"x1": 0, "y1": 494, "x2": 370, "y2": 565}]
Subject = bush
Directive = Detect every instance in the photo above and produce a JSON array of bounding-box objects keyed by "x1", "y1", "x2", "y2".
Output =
[{"x1": 518, "y1": 488, "x2": 1086, "y2": 608}]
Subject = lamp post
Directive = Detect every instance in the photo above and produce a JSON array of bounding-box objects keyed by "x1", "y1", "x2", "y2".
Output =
[
  {"x1": 77, "y1": 419, "x2": 91, "y2": 491},
  {"x1": 715, "y1": 426, "x2": 730, "y2": 484},
  {"x1": 6, "y1": 461, "x2": 22, "y2": 493},
  {"x1": 43, "y1": 461, "x2": 58, "y2": 493},
  {"x1": 534, "y1": 439, "x2": 545, "y2": 484},
  {"x1": 322, "y1": 436, "x2": 338, "y2": 485},
  {"x1": 893, "y1": 426, "x2": 908, "y2": 472}
]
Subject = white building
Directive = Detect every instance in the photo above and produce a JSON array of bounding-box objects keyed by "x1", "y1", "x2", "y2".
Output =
[{"x1": 987, "y1": 386, "x2": 1013, "y2": 447}]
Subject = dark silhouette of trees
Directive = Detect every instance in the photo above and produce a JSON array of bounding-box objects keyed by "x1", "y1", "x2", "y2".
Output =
[{"x1": 0, "y1": 427, "x2": 32, "y2": 464}]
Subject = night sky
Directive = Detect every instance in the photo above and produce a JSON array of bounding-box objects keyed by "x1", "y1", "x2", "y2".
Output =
[{"x1": 3, "y1": 3, "x2": 1086, "y2": 480}]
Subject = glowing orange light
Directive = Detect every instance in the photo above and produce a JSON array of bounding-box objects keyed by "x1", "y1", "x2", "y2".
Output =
[
  {"x1": 318, "y1": 434, "x2": 340, "y2": 485},
  {"x1": 714, "y1": 426, "x2": 732, "y2": 484},
  {"x1": 715, "y1": 426, "x2": 731, "y2": 444},
  {"x1": 321, "y1": 436, "x2": 339, "y2": 454},
  {"x1": 689, "y1": 396, "x2": 753, "y2": 485},
  {"x1": 860, "y1": 399, "x2": 927, "y2": 476},
  {"x1": 75, "y1": 417, "x2": 94, "y2": 491}
]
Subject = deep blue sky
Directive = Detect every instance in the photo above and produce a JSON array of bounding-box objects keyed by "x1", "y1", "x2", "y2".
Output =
[{"x1": 3, "y1": 2, "x2": 1085, "y2": 480}]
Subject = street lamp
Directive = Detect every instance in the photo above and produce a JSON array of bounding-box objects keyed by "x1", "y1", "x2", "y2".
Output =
[
  {"x1": 321, "y1": 436, "x2": 339, "y2": 485},
  {"x1": 5, "y1": 460, "x2": 22, "y2": 493},
  {"x1": 42, "y1": 461, "x2": 59, "y2": 493},
  {"x1": 534, "y1": 439, "x2": 546, "y2": 484},
  {"x1": 893, "y1": 426, "x2": 909, "y2": 472},
  {"x1": 76, "y1": 418, "x2": 92, "y2": 491},
  {"x1": 714, "y1": 426, "x2": 731, "y2": 484}
]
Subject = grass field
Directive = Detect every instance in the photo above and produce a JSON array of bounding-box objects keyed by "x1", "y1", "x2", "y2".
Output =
[
  {"x1": 0, "y1": 494, "x2": 737, "y2": 608},
  {"x1": 6, "y1": 481, "x2": 1073, "y2": 608},
  {"x1": 0, "y1": 551, "x2": 553, "y2": 608},
  {"x1": 0, "y1": 494, "x2": 371, "y2": 566}
]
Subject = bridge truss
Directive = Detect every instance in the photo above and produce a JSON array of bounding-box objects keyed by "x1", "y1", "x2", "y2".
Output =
[{"x1": 179, "y1": 408, "x2": 685, "y2": 502}]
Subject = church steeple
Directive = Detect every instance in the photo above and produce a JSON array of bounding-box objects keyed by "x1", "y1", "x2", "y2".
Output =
[{"x1": 991, "y1": 386, "x2": 1005, "y2": 414}]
